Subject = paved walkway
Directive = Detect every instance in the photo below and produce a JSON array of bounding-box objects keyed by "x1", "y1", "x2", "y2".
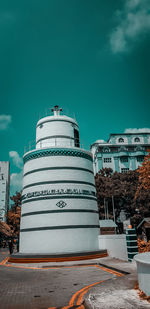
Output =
[
  {"x1": 84, "y1": 258, "x2": 150, "y2": 309},
  {"x1": 0, "y1": 248, "x2": 149, "y2": 309}
]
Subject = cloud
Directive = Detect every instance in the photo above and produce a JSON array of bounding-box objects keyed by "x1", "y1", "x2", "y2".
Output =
[
  {"x1": 10, "y1": 171, "x2": 23, "y2": 195},
  {"x1": 9, "y1": 151, "x2": 23, "y2": 169},
  {"x1": 0, "y1": 114, "x2": 12, "y2": 130},
  {"x1": 110, "y1": 0, "x2": 150, "y2": 53},
  {"x1": 124, "y1": 128, "x2": 150, "y2": 133}
]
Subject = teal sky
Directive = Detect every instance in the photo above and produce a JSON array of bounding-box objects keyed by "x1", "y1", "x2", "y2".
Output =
[{"x1": 0, "y1": 0, "x2": 150, "y2": 194}]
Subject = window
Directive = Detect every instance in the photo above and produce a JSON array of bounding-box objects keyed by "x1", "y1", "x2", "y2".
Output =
[
  {"x1": 137, "y1": 156, "x2": 144, "y2": 162},
  {"x1": 136, "y1": 146, "x2": 143, "y2": 152},
  {"x1": 104, "y1": 158, "x2": 112, "y2": 163},
  {"x1": 0, "y1": 174, "x2": 4, "y2": 180},
  {"x1": 120, "y1": 157, "x2": 128, "y2": 163},
  {"x1": 118, "y1": 138, "x2": 124, "y2": 143},
  {"x1": 111, "y1": 147, "x2": 118, "y2": 152},
  {"x1": 98, "y1": 147, "x2": 103, "y2": 152},
  {"x1": 39, "y1": 124, "x2": 43, "y2": 129},
  {"x1": 127, "y1": 146, "x2": 135, "y2": 152},
  {"x1": 103, "y1": 147, "x2": 110, "y2": 153},
  {"x1": 121, "y1": 168, "x2": 129, "y2": 173},
  {"x1": 74, "y1": 129, "x2": 80, "y2": 148},
  {"x1": 134, "y1": 137, "x2": 140, "y2": 142}
]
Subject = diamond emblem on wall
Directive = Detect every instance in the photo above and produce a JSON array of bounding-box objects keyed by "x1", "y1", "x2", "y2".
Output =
[{"x1": 56, "y1": 200, "x2": 67, "y2": 208}]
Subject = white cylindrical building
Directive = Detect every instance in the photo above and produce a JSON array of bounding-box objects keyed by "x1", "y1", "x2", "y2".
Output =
[{"x1": 20, "y1": 106, "x2": 99, "y2": 254}]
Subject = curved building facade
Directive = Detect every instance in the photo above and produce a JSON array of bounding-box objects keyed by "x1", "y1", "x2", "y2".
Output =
[{"x1": 20, "y1": 106, "x2": 99, "y2": 254}]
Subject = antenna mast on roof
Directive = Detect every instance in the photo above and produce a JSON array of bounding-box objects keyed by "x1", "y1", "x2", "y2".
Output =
[{"x1": 51, "y1": 105, "x2": 63, "y2": 116}]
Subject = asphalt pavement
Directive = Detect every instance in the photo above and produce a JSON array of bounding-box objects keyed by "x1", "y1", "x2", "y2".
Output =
[{"x1": 0, "y1": 248, "x2": 150, "y2": 309}]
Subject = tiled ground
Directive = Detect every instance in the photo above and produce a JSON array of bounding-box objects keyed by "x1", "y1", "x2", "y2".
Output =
[{"x1": 0, "y1": 249, "x2": 116, "y2": 309}]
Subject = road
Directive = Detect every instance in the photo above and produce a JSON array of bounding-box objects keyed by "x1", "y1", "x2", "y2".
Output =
[{"x1": 0, "y1": 248, "x2": 123, "y2": 309}]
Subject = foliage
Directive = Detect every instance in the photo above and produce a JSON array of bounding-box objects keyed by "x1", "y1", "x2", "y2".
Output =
[
  {"x1": 95, "y1": 168, "x2": 150, "y2": 227},
  {"x1": 0, "y1": 192, "x2": 21, "y2": 239},
  {"x1": 135, "y1": 149, "x2": 150, "y2": 198},
  {"x1": 0, "y1": 221, "x2": 13, "y2": 238},
  {"x1": 7, "y1": 192, "x2": 21, "y2": 237},
  {"x1": 137, "y1": 239, "x2": 150, "y2": 253}
]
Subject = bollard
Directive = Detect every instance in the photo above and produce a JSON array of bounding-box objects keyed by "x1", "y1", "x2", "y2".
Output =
[{"x1": 126, "y1": 228, "x2": 138, "y2": 262}]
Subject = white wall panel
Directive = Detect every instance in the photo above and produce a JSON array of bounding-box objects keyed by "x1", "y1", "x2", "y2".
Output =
[
  {"x1": 20, "y1": 228, "x2": 99, "y2": 253},
  {"x1": 21, "y1": 199, "x2": 98, "y2": 215},
  {"x1": 21, "y1": 212, "x2": 99, "y2": 229}
]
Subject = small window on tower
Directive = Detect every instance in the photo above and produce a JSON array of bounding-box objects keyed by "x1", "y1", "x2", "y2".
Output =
[{"x1": 74, "y1": 129, "x2": 80, "y2": 148}]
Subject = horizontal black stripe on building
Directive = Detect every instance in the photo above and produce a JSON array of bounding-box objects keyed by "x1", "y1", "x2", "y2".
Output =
[
  {"x1": 36, "y1": 119, "x2": 79, "y2": 128},
  {"x1": 20, "y1": 225, "x2": 100, "y2": 232},
  {"x1": 23, "y1": 148, "x2": 93, "y2": 164},
  {"x1": 22, "y1": 209, "x2": 99, "y2": 217},
  {"x1": 36, "y1": 135, "x2": 74, "y2": 144},
  {"x1": 23, "y1": 166, "x2": 94, "y2": 177},
  {"x1": 22, "y1": 195, "x2": 97, "y2": 204},
  {"x1": 23, "y1": 180, "x2": 96, "y2": 190}
]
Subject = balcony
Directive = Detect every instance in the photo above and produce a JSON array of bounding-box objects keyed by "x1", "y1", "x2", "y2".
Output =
[{"x1": 24, "y1": 138, "x2": 84, "y2": 154}]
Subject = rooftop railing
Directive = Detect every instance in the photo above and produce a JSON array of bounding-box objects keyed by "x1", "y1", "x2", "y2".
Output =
[
  {"x1": 24, "y1": 138, "x2": 84, "y2": 154},
  {"x1": 37, "y1": 108, "x2": 78, "y2": 122}
]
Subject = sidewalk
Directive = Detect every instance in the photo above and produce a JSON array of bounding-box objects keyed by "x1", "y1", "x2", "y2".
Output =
[{"x1": 84, "y1": 257, "x2": 150, "y2": 309}]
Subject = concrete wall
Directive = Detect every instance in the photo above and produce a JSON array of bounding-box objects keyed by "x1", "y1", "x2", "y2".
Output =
[
  {"x1": 134, "y1": 252, "x2": 150, "y2": 296},
  {"x1": 98, "y1": 234, "x2": 128, "y2": 261}
]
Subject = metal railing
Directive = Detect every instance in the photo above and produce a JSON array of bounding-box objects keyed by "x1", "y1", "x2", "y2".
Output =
[
  {"x1": 24, "y1": 138, "x2": 84, "y2": 154},
  {"x1": 37, "y1": 108, "x2": 78, "y2": 122}
]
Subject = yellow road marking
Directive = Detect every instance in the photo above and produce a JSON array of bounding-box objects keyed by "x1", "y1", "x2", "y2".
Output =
[
  {"x1": 0, "y1": 257, "x2": 8, "y2": 265},
  {"x1": 77, "y1": 281, "x2": 104, "y2": 305},
  {"x1": 95, "y1": 265, "x2": 124, "y2": 277},
  {"x1": 59, "y1": 265, "x2": 123, "y2": 309},
  {"x1": 0, "y1": 259, "x2": 124, "y2": 279},
  {"x1": 60, "y1": 280, "x2": 104, "y2": 309},
  {"x1": 0, "y1": 256, "x2": 124, "y2": 309}
]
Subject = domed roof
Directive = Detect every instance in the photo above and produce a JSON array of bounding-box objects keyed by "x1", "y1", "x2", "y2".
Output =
[{"x1": 37, "y1": 114, "x2": 78, "y2": 127}]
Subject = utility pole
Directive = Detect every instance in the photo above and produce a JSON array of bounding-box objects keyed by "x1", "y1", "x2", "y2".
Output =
[{"x1": 112, "y1": 195, "x2": 116, "y2": 233}]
